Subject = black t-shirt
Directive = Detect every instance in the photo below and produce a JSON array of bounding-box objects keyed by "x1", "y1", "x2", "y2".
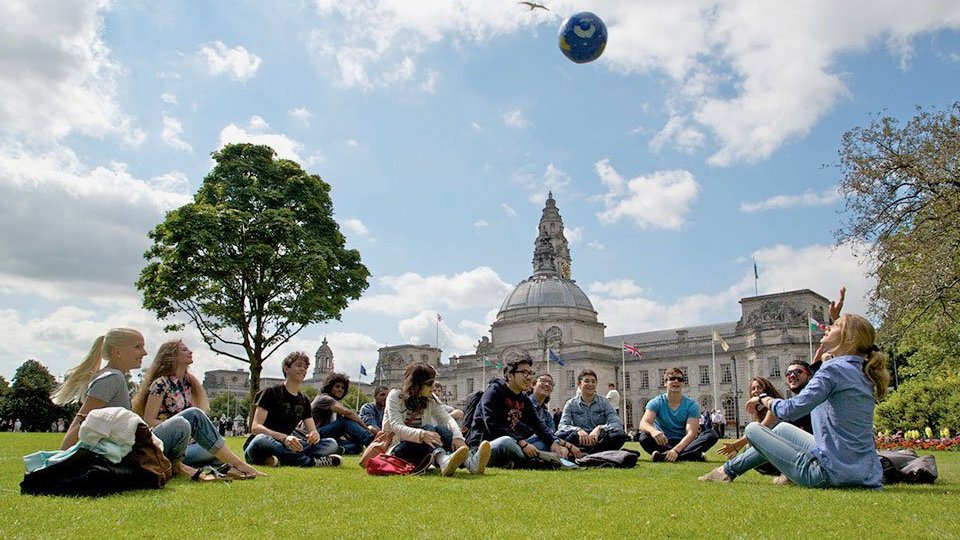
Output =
[{"x1": 255, "y1": 384, "x2": 311, "y2": 436}]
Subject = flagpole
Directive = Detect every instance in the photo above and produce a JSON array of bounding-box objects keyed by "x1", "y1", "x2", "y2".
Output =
[
  {"x1": 356, "y1": 364, "x2": 362, "y2": 410},
  {"x1": 711, "y1": 331, "x2": 718, "y2": 413},
  {"x1": 621, "y1": 344, "x2": 626, "y2": 424},
  {"x1": 436, "y1": 313, "x2": 440, "y2": 349},
  {"x1": 753, "y1": 260, "x2": 759, "y2": 297},
  {"x1": 808, "y1": 312, "x2": 814, "y2": 362}
]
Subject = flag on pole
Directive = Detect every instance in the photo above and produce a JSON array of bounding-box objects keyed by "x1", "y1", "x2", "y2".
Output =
[
  {"x1": 753, "y1": 261, "x2": 759, "y2": 279},
  {"x1": 712, "y1": 329, "x2": 730, "y2": 352},
  {"x1": 360, "y1": 364, "x2": 368, "y2": 377},
  {"x1": 548, "y1": 349, "x2": 565, "y2": 366},
  {"x1": 623, "y1": 343, "x2": 642, "y2": 358},
  {"x1": 437, "y1": 313, "x2": 442, "y2": 322},
  {"x1": 808, "y1": 317, "x2": 826, "y2": 332}
]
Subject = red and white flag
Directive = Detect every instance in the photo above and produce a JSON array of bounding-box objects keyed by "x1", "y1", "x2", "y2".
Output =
[{"x1": 623, "y1": 343, "x2": 642, "y2": 358}]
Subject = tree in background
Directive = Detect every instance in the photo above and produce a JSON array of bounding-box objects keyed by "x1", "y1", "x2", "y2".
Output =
[
  {"x1": 138, "y1": 144, "x2": 370, "y2": 413},
  {"x1": 2, "y1": 360, "x2": 61, "y2": 431},
  {"x1": 209, "y1": 392, "x2": 250, "y2": 420},
  {"x1": 837, "y1": 103, "x2": 960, "y2": 380}
]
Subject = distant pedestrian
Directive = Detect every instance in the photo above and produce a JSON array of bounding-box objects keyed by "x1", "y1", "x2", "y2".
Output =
[{"x1": 14, "y1": 418, "x2": 22, "y2": 432}]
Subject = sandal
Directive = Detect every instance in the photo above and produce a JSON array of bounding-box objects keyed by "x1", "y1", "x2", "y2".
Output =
[
  {"x1": 191, "y1": 466, "x2": 232, "y2": 482},
  {"x1": 219, "y1": 464, "x2": 258, "y2": 480}
]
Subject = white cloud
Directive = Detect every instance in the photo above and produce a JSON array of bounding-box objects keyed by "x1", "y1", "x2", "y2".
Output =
[
  {"x1": 398, "y1": 310, "x2": 478, "y2": 354},
  {"x1": 288, "y1": 107, "x2": 312, "y2": 126},
  {"x1": 565, "y1": 226, "x2": 583, "y2": 244},
  {"x1": 160, "y1": 92, "x2": 178, "y2": 106},
  {"x1": 354, "y1": 267, "x2": 513, "y2": 316},
  {"x1": 343, "y1": 218, "x2": 370, "y2": 237},
  {"x1": 588, "y1": 241, "x2": 606, "y2": 250},
  {"x1": 0, "y1": 0, "x2": 144, "y2": 144},
  {"x1": 503, "y1": 109, "x2": 529, "y2": 129},
  {"x1": 740, "y1": 186, "x2": 841, "y2": 213},
  {"x1": 346, "y1": 139, "x2": 359, "y2": 147},
  {"x1": 473, "y1": 219, "x2": 489, "y2": 228},
  {"x1": 471, "y1": 122, "x2": 483, "y2": 132},
  {"x1": 595, "y1": 159, "x2": 699, "y2": 230},
  {"x1": 419, "y1": 70, "x2": 439, "y2": 93},
  {"x1": 304, "y1": 1, "x2": 960, "y2": 164},
  {"x1": 383, "y1": 56, "x2": 416, "y2": 84},
  {"x1": 500, "y1": 203, "x2": 517, "y2": 217},
  {"x1": 218, "y1": 116, "x2": 304, "y2": 162},
  {"x1": 589, "y1": 279, "x2": 645, "y2": 298},
  {"x1": 199, "y1": 41, "x2": 261, "y2": 82},
  {"x1": 0, "y1": 142, "x2": 191, "y2": 300},
  {"x1": 526, "y1": 163, "x2": 571, "y2": 204},
  {"x1": 161, "y1": 115, "x2": 193, "y2": 153},
  {"x1": 593, "y1": 241, "x2": 872, "y2": 335}
]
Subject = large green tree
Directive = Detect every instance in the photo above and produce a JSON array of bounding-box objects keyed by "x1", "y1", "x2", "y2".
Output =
[
  {"x1": 836, "y1": 103, "x2": 960, "y2": 379},
  {"x1": 3, "y1": 360, "x2": 61, "y2": 431},
  {"x1": 138, "y1": 144, "x2": 370, "y2": 410}
]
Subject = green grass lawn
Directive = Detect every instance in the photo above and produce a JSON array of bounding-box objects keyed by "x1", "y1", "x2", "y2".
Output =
[{"x1": 1, "y1": 433, "x2": 959, "y2": 539}]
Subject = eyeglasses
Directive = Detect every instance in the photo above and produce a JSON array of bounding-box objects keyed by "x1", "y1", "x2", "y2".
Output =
[
  {"x1": 665, "y1": 376, "x2": 684, "y2": 383},
  {"x1": 785, "y1": 369, "x2": 808, "y2": 378},
  {"x1": 536, "y1": 379, "x2": 554, "y2": 387},
  {"x1": 514, "y1": 369, "x2": 535, "y2": 377}
]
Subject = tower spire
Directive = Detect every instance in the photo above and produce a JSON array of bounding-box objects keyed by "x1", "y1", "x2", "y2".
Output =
[{"x1": 533, "y1": 193, "x2": 571, "y2": 279}]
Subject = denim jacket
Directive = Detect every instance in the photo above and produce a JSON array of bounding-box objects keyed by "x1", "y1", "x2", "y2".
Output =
[{"x1": 557, "y1": 394, "x2": 624, "y2": 436}]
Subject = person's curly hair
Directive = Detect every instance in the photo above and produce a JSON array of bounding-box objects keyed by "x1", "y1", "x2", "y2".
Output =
[{"x1": 321, "y1": 371, "x2": 350, "y2": 396}]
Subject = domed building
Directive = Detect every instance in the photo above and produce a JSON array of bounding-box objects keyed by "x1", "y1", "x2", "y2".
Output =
[{"x1": 370, "y1": 194, "x2": 833, "y2": 432}]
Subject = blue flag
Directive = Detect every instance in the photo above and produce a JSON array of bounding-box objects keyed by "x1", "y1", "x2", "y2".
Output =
[
  {"x1": 548, "y1": 349, "x2": 565, "y2": 366},
  {"x1": 360, "y1": 364, "x2": 367, "y2": 376}
]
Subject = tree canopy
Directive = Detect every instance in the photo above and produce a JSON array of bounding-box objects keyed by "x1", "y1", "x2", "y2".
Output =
[
  {"x1": 837, "y1": 102, "x2": 960, "y2": 379},
  {"x1": 2, "y1": 360, "x2": 63, "y2": 431},
  {"x1": 137, "y1": 143, "x2": 370, "y2": 409}
]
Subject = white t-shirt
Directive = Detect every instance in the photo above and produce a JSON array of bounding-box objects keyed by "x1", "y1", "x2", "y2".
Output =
[{"x1": 606, "y1": 389, "x2": 621, "y2": 409}]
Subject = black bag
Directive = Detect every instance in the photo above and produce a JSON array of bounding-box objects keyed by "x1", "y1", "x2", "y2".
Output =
[
  {"x1": 21, "y1": 448, "x2": 147, "y2": 497},
  {"x1": 575, "y1": 449, "x2": 640, "y2": 468},
  {"x1": 878, "y1": 449, "x2": 938, "y2": 484}
]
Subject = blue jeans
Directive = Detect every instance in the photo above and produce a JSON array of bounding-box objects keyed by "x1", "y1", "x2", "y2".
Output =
[
  {"x1": 316, "y1": 418, "x2": 374, "y2": 454},
  {"x1": 244, "y1": 433, "x2": 340, "y2": 467},
  {"x1": 525, "y1": 435, "x2": 551, "y2": 452},
  {"x1": 393, "y1": 424, "x2": 454, "y2": 463},
  {"x1": 184, "y1": 442, "x2": 219, "y2": 467},
  {"x1": 488, "y1": 436, "x2": 527, "y2": 468},
  {"x1": 739, "y1": 422, "x2": 827, "y2": 487},
  {"x1": 151, "y1": 407, "x2": 224, "y2": 463}
]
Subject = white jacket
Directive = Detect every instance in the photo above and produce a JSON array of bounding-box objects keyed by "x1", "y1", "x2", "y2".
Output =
[{"x1": 383, "y1": 389, "x2": 463, "y2": 452}]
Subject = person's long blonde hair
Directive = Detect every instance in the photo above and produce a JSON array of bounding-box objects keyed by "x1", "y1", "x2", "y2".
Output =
[
  {"x1": 828, "y1": 314, "x2": 891, "y2": 400},
  {"x1": 131, "y1": 339, "x2": 209, "y2": 416},
  {"x1": 51, "y1": 328, "x2": 142, "y2": 405}
]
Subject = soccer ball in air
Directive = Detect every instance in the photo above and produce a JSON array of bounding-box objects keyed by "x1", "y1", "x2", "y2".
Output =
[{"x1": 558, "y1": 12, "x2": 607, "y2": 64}]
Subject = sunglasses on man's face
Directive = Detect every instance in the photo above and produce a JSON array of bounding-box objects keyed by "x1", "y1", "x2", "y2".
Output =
[
  {"x1": 665, "y1": 376, "x2": 684, "y2": 383},
  {"x1": 785, "y1": 369, "x2": 808, "y2": 378}
]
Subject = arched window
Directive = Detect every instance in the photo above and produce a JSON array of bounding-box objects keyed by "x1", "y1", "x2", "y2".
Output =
[
  {"x1": 722, "y1": 396, "x2": 736, "y2": 425},
  {"x1": 624, "y1": 399, "x2": 634, "y2": 428},
  {"x1": 699, "y1": 395, "x2": 713, "y2": 412}
]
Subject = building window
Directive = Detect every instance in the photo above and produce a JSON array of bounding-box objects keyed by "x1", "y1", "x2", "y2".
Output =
[
  {"x1": 769, "y1": 357, "x2": 781, "y2": 378},
  {"x1": 453, "y1": 384, "x2": 458, "y2": 401},
  {"x1": 625, "y1": 372, "x2": 631, "y2": 390},
  {"x1": 722, "y1": 396, "x2": 736, "y2": 424},
  {"x1": 699, "y1": 365, "x2": 710, "y2": 385},
  {"x1": 699, "y1": 395, "x2": 714, "y2": 412},
  {"x1": 721, "y1": 363, "x2": 732, "y2": 383},
  {"x1": 681, "y1": 367, "x2": 689, "y2": 386},
  {"x1": 639, "y1": 370, "x2": 649, "y2": 389},
  {"x1": 658, "y1": 369, "x2": 666, "y2": 387},
  {"x1": 567, "y1": 370, "x2": 575, "y2": 389},
  {"x1": 466, "y1": 378, "x2": 474, "y2": 394}
]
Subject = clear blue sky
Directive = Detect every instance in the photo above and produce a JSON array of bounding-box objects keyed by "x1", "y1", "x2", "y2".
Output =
[{"x1": 2, "y1": 0, "x2": 959, "y2": 382}]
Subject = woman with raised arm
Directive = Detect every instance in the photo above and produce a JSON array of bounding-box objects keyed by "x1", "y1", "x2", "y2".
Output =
[
  {"x1": 700, "y1": 314, "x2": 889, "y2": 488},
  {"x1": 53, "y1": 329, "x2": 263, "y2": 481}
]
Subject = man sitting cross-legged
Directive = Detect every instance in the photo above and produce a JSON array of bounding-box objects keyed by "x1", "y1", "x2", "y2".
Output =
[
  {"x1": 359, "y1": 385, "x2": 388, "y2": 431},
  {"x1": 466, "y1": 356, "x2": 575, "y2": 468},
  {"x1": 311, "y1": 372, "x2": 376, "y2": 454},
  {"x1": 244, "y1": 352, "x2": 342, "y2": 467},
  {"x1": 638, "y1": 367, "x2": 718, "y2": 462},
  {"x1": 556, "y1": 369, "x2": 628, "y2": 454},
  {"x1": 526, "y1": 373, "x2": 582, "y2": 458}
]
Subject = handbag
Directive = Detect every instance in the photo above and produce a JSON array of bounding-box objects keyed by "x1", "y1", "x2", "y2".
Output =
[{"x1": 366, "y1": 453, "x2": 416, "y2": 476}]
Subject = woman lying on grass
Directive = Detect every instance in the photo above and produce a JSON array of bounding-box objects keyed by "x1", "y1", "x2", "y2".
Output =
[
  {"x1": 52, "y1": 328, "x2": 263, "y2": 482},
  {"x1": 382, "y1": 362, "x2": 490, "y2": 476},
  {"x1": 131, "y1": 339, "x2": 259, "y2": 479},
  {"x1": 700, "y1": 314, "x2": 889, "y2": 488}
]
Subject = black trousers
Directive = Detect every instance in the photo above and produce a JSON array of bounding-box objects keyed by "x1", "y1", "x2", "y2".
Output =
[
  {"x1": 637, "y1": 430, "x2": 719, "y2": 461},
  {"x1": 558, "y1": 430, "x2": 629, "y2": 454}
]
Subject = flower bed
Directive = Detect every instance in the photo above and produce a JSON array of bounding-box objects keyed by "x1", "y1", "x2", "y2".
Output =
[{"x1": 876, "y1": 428, "x2": 960, "y2": 451}]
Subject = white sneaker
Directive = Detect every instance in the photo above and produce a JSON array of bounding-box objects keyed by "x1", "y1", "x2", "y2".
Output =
[
  {"x1": 435, "y1": 446, "x2": 470, "y2": 477},
  {"x1": 465, "y1": 440, "x2": 491, "y2": 475}
]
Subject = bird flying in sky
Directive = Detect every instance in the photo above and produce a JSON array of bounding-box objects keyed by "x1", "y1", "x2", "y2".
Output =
[{"x1": 519, "y1": 2, "x2": 549, "y2": 11}]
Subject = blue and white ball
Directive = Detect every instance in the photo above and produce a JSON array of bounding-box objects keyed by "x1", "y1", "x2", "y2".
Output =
[{"x1": 558, "y1": 12, "x2": 607, "y2": 64}]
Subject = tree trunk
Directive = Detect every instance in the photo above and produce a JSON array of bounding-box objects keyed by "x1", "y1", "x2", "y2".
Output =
[{"x1": 248, "y1": 356, "x2": 262, "y2": 427}]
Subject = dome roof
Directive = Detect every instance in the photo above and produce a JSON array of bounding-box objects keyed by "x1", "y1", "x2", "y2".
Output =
[{"x1": 498, "y1": 275, "x2": 595, "y2": 314}]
